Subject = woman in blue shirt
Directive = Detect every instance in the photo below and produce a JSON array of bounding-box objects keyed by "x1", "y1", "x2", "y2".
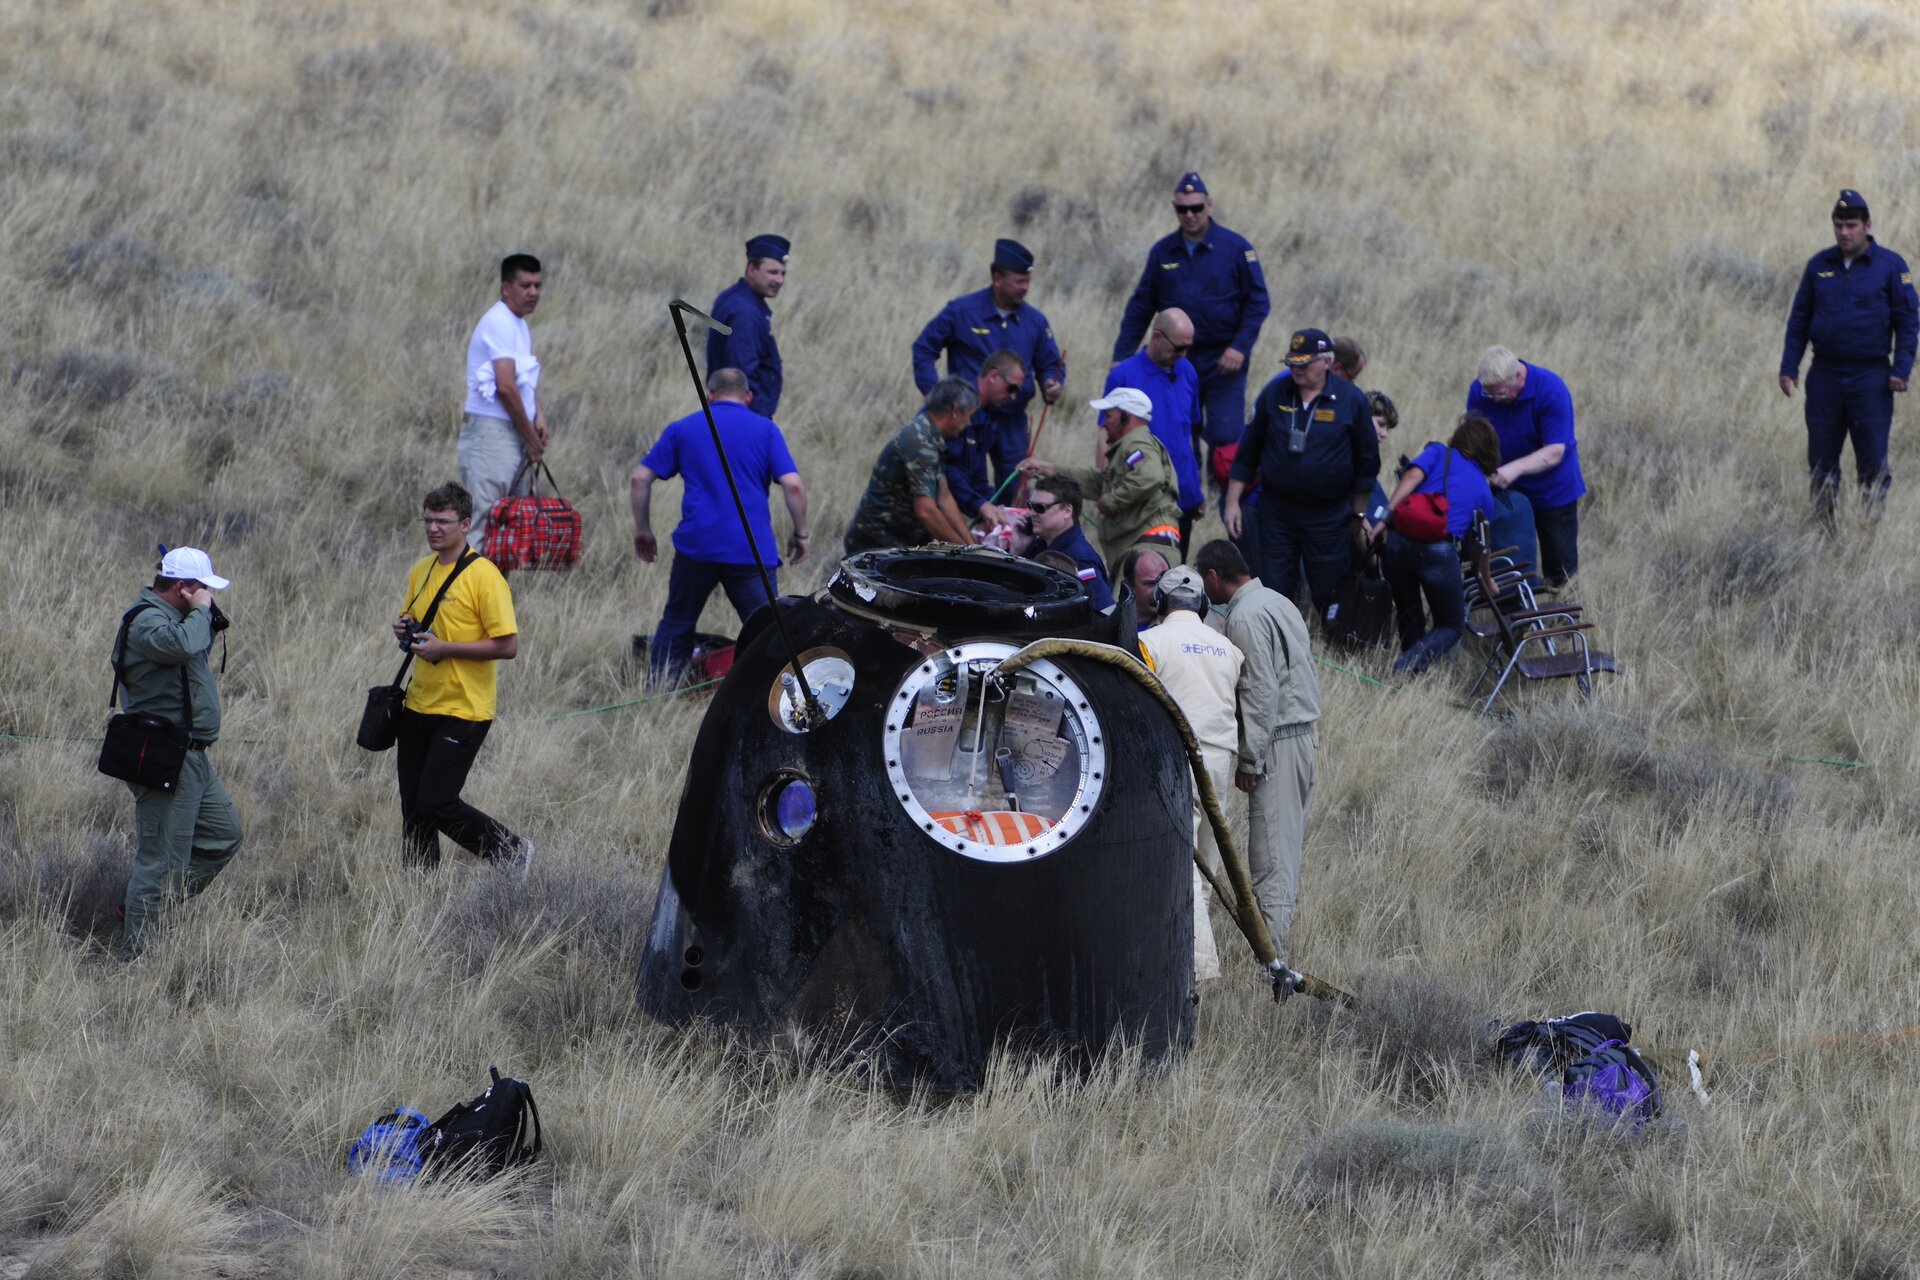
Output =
[{"x1": 1368, "y1": 415, "x2": 1500, "y2": 674}]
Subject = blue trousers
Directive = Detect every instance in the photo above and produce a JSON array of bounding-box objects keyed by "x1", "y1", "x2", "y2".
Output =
[
  {"x1": 652, "y1": 556, "x2": 775, "y2": 681},
  {"x1": 1805, "y1": 362, "x2": 1894, "y2": 509},
  {"x1": 1531, "y1": 500, "x2": 1580, "y2": 586},
  {"x1": 1257, "y1": 496, "x2": 1352, "y2": 620},
  {"x1": 1197, "y1": 364, "x2": 1249, "y2": 447},
  {"x1": 1383, "y1": 531, "x2": 1466, "y2": 673}
]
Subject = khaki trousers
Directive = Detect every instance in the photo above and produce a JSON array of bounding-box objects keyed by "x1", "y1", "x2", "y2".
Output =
[
  {"x1": 1247, "y1": 729, "x2": 1315, "y2": 963},
  {"x1": 457, "y1": 415, "x2": 530, "y2": 550},
  {"x1": 124, "y1": 749, "x2": 243, "y2": 948}
]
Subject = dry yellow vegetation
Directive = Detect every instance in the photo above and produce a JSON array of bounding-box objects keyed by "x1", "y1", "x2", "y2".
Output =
[{"x1": 4, "y1": 0, "x2": 1920, "y2": 1274}]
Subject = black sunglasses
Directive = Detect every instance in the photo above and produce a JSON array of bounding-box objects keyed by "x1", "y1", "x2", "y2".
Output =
[
  {"x1": 1173, "y1": 203, "x2": 1206, "y2": 215},
  {"x1": 1027, "y1": 500, "x2": 1057, "y2": 515}
]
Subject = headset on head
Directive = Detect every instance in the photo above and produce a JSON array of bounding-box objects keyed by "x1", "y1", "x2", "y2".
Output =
[{"x1": 1152, "y1": 571, "x2": 1209, "y2": 622}]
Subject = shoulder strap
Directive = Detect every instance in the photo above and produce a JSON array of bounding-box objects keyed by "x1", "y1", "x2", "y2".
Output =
[
  {"x1": 109, "y1": 602, "x2": 192, "y2": 731},
  {"x1": 387, "y1": 551, "x2": 479, "y2": 688}
]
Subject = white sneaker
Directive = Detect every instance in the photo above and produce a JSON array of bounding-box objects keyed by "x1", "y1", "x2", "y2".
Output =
[{"x1": 506, "y1": 835, "x2": 535, "y2": 881}]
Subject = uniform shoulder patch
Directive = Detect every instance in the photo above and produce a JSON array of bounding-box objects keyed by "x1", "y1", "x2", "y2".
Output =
[
  {"x1": 1125, "y1": 449, "x2": 1146, "y2": 469},
  {"x1": 1904, "y1": 272, "x2": 1913, "y2": 284},
  {"x1": 1077, "y1": 567, "x2": 1097, "y2": 581},
  {"x1": 1245, "y1": 249, "x2": 1258, "y2": 261}
]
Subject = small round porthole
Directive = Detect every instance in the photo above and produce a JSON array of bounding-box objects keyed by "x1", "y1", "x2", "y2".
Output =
[{"x1": 759, "y1": 771, "x2": 817, "y2": 844}]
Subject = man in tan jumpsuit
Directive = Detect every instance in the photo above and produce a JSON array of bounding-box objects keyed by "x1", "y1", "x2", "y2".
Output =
[
  {"x1": 1137, "y1": 564, "x2": 1243, "y2": 982},
  {"x1": 1195, "y1": 538, "x2": 1319, "y2": 981},
  {"x1": 1019, "y1": 387, "x2": 1183, "y2": 568}
]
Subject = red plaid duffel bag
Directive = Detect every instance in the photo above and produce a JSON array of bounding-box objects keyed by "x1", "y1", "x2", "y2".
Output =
[{"x1": 482, "y1": 460, "x2": 583, "y2": 571}]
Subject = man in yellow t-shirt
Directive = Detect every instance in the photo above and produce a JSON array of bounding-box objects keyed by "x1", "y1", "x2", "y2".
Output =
[{"x1": 390, "y1": 482, "x2": 530, "y2": 874}]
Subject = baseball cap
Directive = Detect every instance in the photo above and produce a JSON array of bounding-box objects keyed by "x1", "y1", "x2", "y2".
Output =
[
  {"x1": 1157, "y1": 564, "x2": 1204, "y2": 596},
  {"x1": 1284, "y1": 328, "x2": 1334, "y2": 367},
  {"x1": 1088, "y1": 387, "x2": 1153, "y2": 420},
  {"x1": 158, "y1": 546, "x2": 230, "y2": 590}
]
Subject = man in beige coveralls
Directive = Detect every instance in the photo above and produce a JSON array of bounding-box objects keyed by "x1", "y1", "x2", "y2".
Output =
[
  {"x1": 1195, "y1": 538, "x2": 1319, "y2": 987},
  {"x1": 1137, "y1": 564, "x2": 1244, "y2": 983}
]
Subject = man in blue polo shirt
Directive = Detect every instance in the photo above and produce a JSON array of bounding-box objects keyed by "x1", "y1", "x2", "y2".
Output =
[
  {"x1": 1226, "y1": 328, "x2": 1378, "y2": 621},
  {"x1": 1466, "y1": 346, "x2": 1585, "y2": 586},
  {"x1": 631, "y1": 367, "x2": 809, "y2": 684},
  {"x1": 1106, "y1": 307, "x2": 1205, "y2": 548},
  {"x1": 707, "y1": 234, "x2": 789, "y2": 419},
  {"x1": 1780, "y1": 188, "x2": 1919, "y2": 526},
  {"x1": 913, "y1": 238, "x2": 1065, "y2": 489},
  {"x1": 1111, "y1": 173, "x2": 1271, "y2": 467}
]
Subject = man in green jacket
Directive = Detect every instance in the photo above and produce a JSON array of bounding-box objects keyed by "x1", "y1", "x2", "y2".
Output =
[
  {"x1": 113, "y1": 547, "x2": 243, "y2": 952},
  {"x1": 1018, "y1": 387, "x2": 1183, "y2": 569}
]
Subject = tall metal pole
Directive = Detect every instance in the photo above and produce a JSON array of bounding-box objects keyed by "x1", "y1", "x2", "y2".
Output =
[{"x1": 667, "y1": 299, "x2": 821, "y2": 724}]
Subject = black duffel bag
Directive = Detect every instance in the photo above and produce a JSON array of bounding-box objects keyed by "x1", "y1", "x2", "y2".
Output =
[{"x1": 1324, "y1": 558, "x2": 1394, "y2": 652}]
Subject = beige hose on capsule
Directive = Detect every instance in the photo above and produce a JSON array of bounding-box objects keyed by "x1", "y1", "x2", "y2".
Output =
[{"x1": 993, "y1": 637, "x2": 1357, "y2": 1007}]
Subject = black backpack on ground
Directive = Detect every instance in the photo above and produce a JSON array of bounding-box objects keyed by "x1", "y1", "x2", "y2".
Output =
[
  {"x1": 1495, "y1": 1011, "x2": 1632, "y2": 1076},
  {"x1": 1324, "y1": 559, "x2": 1394, "y2": 652},
  {"x1": 421, "y1": 1066, "x2": 541, "y2": 1176}
]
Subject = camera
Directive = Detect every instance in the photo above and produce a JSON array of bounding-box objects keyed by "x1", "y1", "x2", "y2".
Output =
[
  {"x1": 208, "y1": 601, "x2": 230, "y2": 634},
  {"x1": 400, "y1": 619, "x2": 436, "y2": 659}
]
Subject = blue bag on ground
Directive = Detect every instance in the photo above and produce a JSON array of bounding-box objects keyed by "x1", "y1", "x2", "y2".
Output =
[
  {"x1": 1496, "y1": 1011, "x2": 1633, "y2": 1076},
  {"x1": 1563, "y1": 1038, "x2": 1663, "y2": 1120},
  {"x1": 347, "y1": 1106, "x2": 432, "y2": 1182}
]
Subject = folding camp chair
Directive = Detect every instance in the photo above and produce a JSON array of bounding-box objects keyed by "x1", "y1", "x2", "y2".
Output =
[{"x1": 1462, "y1": 517, "x2": 1619, "y2": 713}]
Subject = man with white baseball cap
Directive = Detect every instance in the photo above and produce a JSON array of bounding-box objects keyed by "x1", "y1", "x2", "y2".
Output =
[
  {"x1": 112, "y1": 546, "x2": 242, "y2": 952},
  {"x1": 1017, "y1": 386, "x2": 1184, "y2": 569}
]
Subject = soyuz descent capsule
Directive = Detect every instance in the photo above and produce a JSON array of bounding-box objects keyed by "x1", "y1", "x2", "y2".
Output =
[{"x1": 636, "y1": 546, "x2": 1198, "y2": 1091}]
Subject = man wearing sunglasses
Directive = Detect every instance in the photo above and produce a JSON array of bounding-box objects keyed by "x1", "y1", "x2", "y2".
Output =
[
  {"x1": 1013, "y1": 475, "x2": 1114, "y2": 610},
  {"x1": 1103, "y1": 308, "x2": 1204, "y2": 549},
  {"x1": 1110, "y1": 173, "x2": 1271, "y2": 470}
]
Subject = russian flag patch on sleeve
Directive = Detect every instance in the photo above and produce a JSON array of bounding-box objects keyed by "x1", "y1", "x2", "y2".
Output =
[
  {"x1": 1125, "y1": 449, "x2": 1145, "y2": 469},
  {"x1": 1077, "y1": 567, "x2": 1097, "y2": 581}
]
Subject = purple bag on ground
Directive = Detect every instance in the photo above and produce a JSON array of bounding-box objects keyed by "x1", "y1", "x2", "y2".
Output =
[{"x1": 1563, "y1": 1039, "x2": 1662, "y2": 1120}]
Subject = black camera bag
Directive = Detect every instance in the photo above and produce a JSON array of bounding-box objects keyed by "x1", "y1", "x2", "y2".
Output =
[
  {"x1": 358, "y1": 551, "x2": 476, "y2": 752},
  {"x1": 99, "y1": 603, "x2": 192, "y2": 791}
]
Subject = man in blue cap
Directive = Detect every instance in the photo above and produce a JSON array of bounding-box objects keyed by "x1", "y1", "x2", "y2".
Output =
[
  {"x1": 1111, "y1": 173, "x2": 1271, "y2": 481},
  {"x1": 1226, "y1": 328, "x2": 1378, "y2": 620},
  {"x1": 1104, "y1": 307, "x2": 1204, "y2": 549},
  {"x1": 913, "y1": 238, "x2": 1065, "y2": 489},
  {"x1": 1780, "y1": 189, "x2": 1919, "y2": 526},
  {"x1": 707, "y1": 235, "x2": 790, "y2": 419}
]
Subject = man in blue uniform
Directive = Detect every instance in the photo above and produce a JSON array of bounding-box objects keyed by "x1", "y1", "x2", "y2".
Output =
[
  {"x1": 1106, "y1": 307, "x2": 1205, "y2": 549},
  {"x1": 631, "y1": 367, "x2": 809, "y2": 684},
  {"x1": 1225, "y1": 329, "x2": 1378, "y2": 621},
  {"x1": 1466, "y1": 346, "x2": 1585, "y2": 585},
  {"x1": 1111, "y1": 173, "x2": 1271, "y2": 465},
  {"x1": 1016, "y1": 475, "x2": 1115, "y2": 610},
  {"x1": 913, "y1": 238, "x2": 1065, "y2": 488},
  {"x1": 1780, "y1": 188, "x2": 1919, "y2": 525},
  {"x1": 706, "y1": 234, "x2": 789, "y2": 419},
  {"x1": 943, "y1": 350, "x2": 1026, "y2": 525}
]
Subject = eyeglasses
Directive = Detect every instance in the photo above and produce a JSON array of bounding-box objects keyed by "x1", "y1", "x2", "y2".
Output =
[
  {"x1": 422, "y1": 515, "x2": 466, "y2": 528},
  {"x1": 1173, "y1": 203, "x2": 1206, "y2": 215},
  {"x1": 1027, "y1": 500, "x2": 1057, "y2": 515}
]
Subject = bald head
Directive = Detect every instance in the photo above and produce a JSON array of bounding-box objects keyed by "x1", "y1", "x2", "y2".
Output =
[{"x1": 1146, "y1": 308, "x2": 1195, "y2": 371}]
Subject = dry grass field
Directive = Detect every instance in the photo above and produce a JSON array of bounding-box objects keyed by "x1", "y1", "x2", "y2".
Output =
[{"x1": 4, "y1": 0, "x2": 1920, "y2": 1274}]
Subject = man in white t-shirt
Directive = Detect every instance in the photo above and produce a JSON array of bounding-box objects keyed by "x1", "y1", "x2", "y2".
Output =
[
  {"x1": 1137, "y1": 564, "x2": 1245, "y2": 983},
  {"x1": 460, "y1": 253, "x2": 548, "y2": 550}
]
